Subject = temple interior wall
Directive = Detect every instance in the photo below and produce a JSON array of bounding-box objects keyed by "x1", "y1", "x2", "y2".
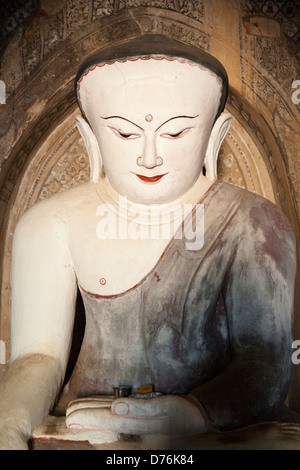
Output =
[{"x1": 0, "y1": 0, "x2": 299, "y2": 409}]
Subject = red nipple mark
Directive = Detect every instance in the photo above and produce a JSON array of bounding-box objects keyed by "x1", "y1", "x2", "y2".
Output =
[
  {"x1": 99, "y1": 277, "x2": 106, "y2": 285},
  {"x1": 154, "y1": 272, "x2": 160, "y2": 282}
]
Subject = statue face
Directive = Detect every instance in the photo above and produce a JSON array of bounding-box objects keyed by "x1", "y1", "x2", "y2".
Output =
[{"x1": 78, "y1": 58, "x2": 222, "y2": 204}]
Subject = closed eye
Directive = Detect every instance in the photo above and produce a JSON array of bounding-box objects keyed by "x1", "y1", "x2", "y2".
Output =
[
  {"x1": 108, "y1": 126, "x2": 141, "y2": 140},
  {"x1": 160, "y1": 127, "x2": 193, "y2": 139}
]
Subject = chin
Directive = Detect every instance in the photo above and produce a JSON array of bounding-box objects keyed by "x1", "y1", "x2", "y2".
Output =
[
  {"x1": 111, "y1": 179, "x2": 188, "y2": 205},
  {"x1": 131, "y1": 191, "x2": 183, "y2": 205}
]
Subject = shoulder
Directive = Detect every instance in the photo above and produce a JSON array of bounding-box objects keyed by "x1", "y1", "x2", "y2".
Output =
[
  {"x1": 14, "y1": 182, "x2": 98, "y2": 234},
  {"x1": 215, "y1": 181, "x2": 295, "y2": 238},
  {"x1": 214, "y1": 183, "x2": 296, "y2": 274}
]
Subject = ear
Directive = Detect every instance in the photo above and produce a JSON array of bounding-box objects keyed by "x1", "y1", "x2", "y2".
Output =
[
  {"x1": 75, "y1": 115, "x2": 104, "y2": 182},
  {"x1": 204, "y1": 112, "x2": 232, "y2": 182}
]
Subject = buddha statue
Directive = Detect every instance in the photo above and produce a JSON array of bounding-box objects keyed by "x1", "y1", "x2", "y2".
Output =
[{"x1": 0, "y1": 35, "x2": 297, "y2": 450}]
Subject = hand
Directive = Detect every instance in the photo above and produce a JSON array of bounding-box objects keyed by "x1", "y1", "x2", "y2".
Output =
[
  {"x1": 66, "y1": 394, "x2": 207, "y2": 437},
  {"x1": 0, "y1": 407, "x2": 29, "y2": 450},
  {"x1": 113, "y1": 394, "x2": 207, "y2": 435},
  {"x1": 0, "y1": 426, "x2": 28, "y2": 450}
]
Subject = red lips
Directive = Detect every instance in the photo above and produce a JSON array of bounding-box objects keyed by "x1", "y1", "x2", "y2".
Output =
[{"x1": 135, "y1": 173, "x2": 168, "y2": 183}]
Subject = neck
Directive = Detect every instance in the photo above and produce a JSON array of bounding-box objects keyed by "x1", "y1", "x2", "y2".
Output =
[
  {"x1": 97, "y1": 172, "x2": 213, "y2": 208},
  {"x1": 93, "y1": 173, "x2": 214, "y2": 233}
]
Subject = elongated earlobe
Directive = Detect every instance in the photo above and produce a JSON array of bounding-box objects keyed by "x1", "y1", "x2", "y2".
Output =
[
  {"x1": 204, "y1": 112, "x2": 232, "y2": 182},
  {"x1": 75, "y1": 115, "x2": 104, "y2": 182}
]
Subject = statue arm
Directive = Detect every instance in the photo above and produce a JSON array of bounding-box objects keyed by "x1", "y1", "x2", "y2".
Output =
[
  {"x1": 0, "y1": 205, "x2": 77, "y2": 449},
  {"x1": 189, "y1": 199, "x2": 297, "y2": 431}
]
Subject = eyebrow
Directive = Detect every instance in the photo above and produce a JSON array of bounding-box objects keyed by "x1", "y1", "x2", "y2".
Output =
[
  {"x1": 155, "y1": 115, "x2": 199, "y2": 131},
  {"x1": 101, "y1": 115, "x2": 144, "y2": 131},
  {"x1": 100, "y1": 114, "x2": 199, "y2": 132}
]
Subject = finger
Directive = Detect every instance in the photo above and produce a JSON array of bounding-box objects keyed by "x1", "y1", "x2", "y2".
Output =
[
  {"x1": 112, "y1": 396, "x2": 169, "y2": 417},
  {"x1": 66, "y1": 407, "x2": 170, "y2": 435},
  {"x1": 66, "y1": 396, "x2": 114, "y2": 416},
  {"x1": 66, "y1": 408, "x2": 119, "y2": 430}
]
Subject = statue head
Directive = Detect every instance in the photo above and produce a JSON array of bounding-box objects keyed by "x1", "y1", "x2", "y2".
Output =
[{"x1": 75, "y1": 35, "x2": 232, "y2": 204}]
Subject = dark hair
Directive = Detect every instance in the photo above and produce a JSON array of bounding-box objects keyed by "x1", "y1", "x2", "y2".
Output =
[{"x1": 75, "y1": 34, "x2": 229, "y2": 122}]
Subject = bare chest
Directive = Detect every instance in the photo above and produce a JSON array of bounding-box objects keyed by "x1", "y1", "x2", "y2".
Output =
[{"x1": 70, "y1": 233, "x2": 171, "y2": 296}]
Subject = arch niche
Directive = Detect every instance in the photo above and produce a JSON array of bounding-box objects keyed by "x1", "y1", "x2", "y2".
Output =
[{"x1": 0, "y1": 7, "x2": 299, "y2": 406}]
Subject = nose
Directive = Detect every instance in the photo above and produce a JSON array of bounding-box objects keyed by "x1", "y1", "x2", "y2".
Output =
[{"x1": 137, "y1": 135, "x2": 163, "y2": 168}]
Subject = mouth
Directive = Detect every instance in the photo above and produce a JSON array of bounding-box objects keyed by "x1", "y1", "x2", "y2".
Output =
[{"x1": 134, "y1": 173, "x2": 168, "y2": 183}]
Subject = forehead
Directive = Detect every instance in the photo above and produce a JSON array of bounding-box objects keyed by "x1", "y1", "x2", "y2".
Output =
[{"x1": 78, "y1": 58, "x2": 222, "y2": 122}]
